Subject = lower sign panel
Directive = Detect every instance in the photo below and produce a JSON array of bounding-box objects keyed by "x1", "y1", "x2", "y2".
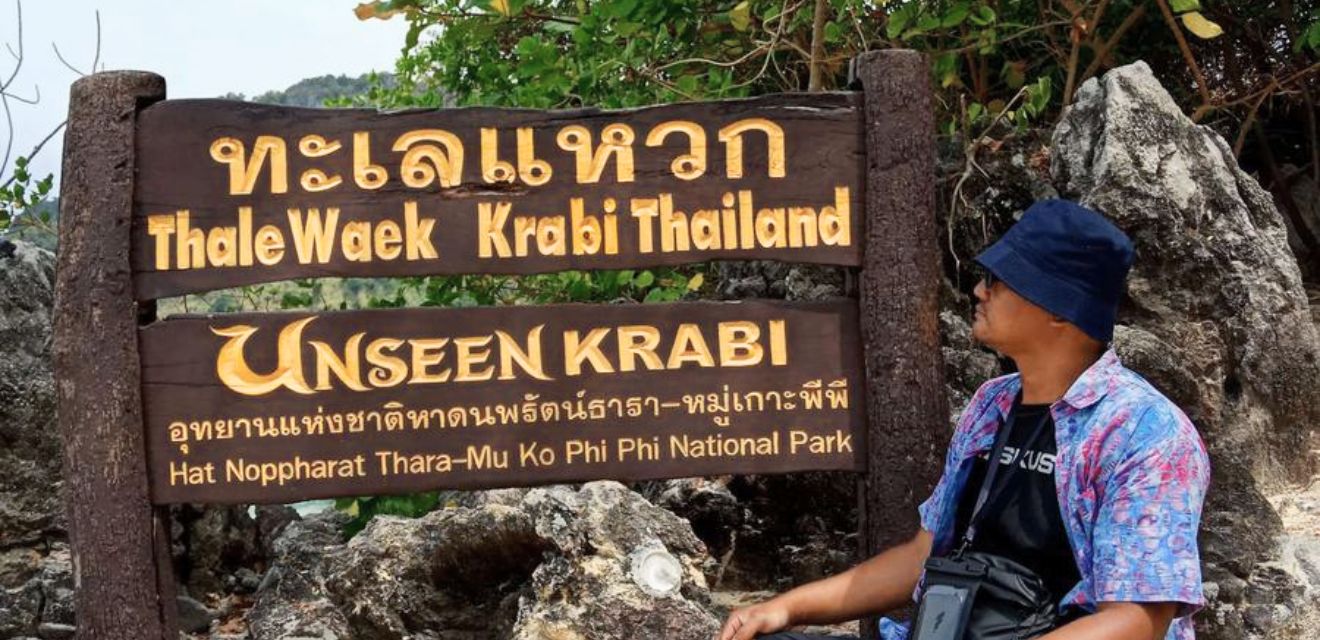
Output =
[{"x1": 139, "y1": 299, "x2": 865, "y2": 504}]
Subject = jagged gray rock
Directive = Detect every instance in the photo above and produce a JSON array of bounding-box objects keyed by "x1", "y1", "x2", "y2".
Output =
[
  {"x1": 173, "y1": 504, "x2": 262, "y2": 598},
  {"x1": 0, "y1": 240, "x2": 60, "y2": 546},
  {"x1": 246, "y1": 510, "x2": 353, "y2": 640},
  {"x1": 0, "y1": 241, "x2": 78, "y2": 639},
  {"x1": 1054, "y1": 61, "x2": 1320, "y2": 640},
  {"x1": 247, "y1": 482, "x2": 720, "y2": 640}
]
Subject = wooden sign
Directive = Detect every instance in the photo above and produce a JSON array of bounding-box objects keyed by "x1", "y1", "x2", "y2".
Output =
[
  {"x1": 141, "y1": 300, "x2": 864, "y2": 504},
  {"x1": 133, "y1": 94, "x2": 865, "y2": 300},
  {"x1": 56, "y1": 51, "x2": 946, "y2": 640}
]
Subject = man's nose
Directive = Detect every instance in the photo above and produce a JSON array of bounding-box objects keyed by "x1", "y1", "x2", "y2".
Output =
[{"x1": 973, "y1": 279, "x2": 989, "y2": 301}]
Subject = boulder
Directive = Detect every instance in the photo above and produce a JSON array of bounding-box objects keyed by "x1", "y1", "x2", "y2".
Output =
[
  {"x1": 247, "y1": 482, "x2": 720, "y2": 640},
  {"x1": 1053, "y1": 61, "x2": 1320, "y2": 639},
  {"x1": 246, "y1": 510, "x2": 353, "y2": 640},
  {"x1": 172, "y1": 504, "x2": 263, "y2": 598},
  {"x1": 0, "y1": 239, "x2": 61, "y2": 546},
  {"x1": 1277, "y1": 164, "x2": 1320, "y2": 281},
  {"x1": 0, "y1": 240, "x2": 79, "y2": 638}
]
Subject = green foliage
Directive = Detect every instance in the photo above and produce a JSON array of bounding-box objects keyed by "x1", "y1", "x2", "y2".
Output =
[
  {"x1": 335, "y1": 492, "x2": 444, "y2": 536},
  {"x1": 0, "y1": 155, "x2": 55, "y2": 238},
  {"x1": 317, "y1": 0, "x2": 1320, "y2": 531},
  {"x1": 348, "y1": 0, "x2": 1317, "y2": 155},
  {"x1": 1299, "y1": 13, "x2": 1320, "y2": 53}
]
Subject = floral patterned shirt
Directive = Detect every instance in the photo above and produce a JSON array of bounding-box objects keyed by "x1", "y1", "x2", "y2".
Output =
[{"x1": 880, "y1": 348, "x2": 1210, "y2": 640}]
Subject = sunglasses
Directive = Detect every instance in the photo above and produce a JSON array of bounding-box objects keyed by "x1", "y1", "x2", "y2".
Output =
[{"x1": 975, "y1": 265, "x2": 999, "y2": 289}]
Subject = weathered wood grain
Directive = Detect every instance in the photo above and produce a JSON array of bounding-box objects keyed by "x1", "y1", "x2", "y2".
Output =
[
  {"x1": 140, "y1": 299, "x2": 865, "y2": 504},
  {"x1": 54, "y1": 70, "x2": 178, "y2": 640}
]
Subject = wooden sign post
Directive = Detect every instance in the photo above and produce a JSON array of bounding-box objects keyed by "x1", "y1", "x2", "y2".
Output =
[{"x1": 54, "y1": 50, "x2": 945, "y2": 640}]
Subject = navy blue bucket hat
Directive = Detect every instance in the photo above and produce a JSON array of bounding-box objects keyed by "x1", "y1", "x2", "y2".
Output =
[{"x1": 974, "y1": 199, "x2": 1134, "y2": 343}]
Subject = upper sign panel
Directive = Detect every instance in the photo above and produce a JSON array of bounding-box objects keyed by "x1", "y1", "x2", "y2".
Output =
[{"x1": 132, "y1": 93, "x2": 865, "y2": 300}]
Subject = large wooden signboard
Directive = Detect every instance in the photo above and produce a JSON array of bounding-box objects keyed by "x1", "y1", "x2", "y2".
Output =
[
  {"x1": 54, "y1": 51, "x2": 947, "y2": 640},
  {"x1": 144, "y1": 301, "x2": 865, "y2": 504},
  {"x1": 133, "y1": 95, "x2": 863, "y2": 299}
]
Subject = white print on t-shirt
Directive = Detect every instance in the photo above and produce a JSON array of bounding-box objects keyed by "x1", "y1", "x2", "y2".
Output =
[{"x1": 976, "y1": 446, "x2": 1056, "y2": 475}]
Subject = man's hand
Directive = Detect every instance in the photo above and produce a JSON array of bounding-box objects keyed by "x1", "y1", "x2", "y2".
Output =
[
  {"x1": 712, "y1": 529, "x2": 933, "y2": 640},
  {"x1": 715, "y1": 600, "x2": 792, "y2": 640}
]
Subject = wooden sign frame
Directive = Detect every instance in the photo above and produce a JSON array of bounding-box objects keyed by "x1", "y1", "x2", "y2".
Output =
[{"x1": 53, "y1": 50, "x2": 947, "y2": 640}]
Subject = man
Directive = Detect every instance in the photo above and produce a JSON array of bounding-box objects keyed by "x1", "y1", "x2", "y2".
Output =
[{"x1": 716, "y1": 199, "x2": 1210, "y2": 640}]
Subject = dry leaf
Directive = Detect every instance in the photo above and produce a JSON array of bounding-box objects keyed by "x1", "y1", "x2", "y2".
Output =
[{"x1": 1181, "y1": 11, "x2": 1224, "y2": 39}]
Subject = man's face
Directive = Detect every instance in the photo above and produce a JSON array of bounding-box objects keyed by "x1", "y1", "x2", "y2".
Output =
[{"x1": 971, "y1": 272, "x2": 1057, "y2": 354}]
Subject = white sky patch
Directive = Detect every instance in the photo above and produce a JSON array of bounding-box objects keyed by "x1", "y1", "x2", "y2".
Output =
[{"x1": 1, "y1": 0, "x2": 408, "y2": 188}]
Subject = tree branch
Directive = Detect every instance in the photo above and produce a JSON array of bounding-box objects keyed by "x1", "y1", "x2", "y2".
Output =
[
  {"x1": 807, "y1": 0, "x2": 828, "y2": 91},
  {"x1": 0, "y1": 120, "x2": 63, "y2": 191},
  {"x1": 1154, "y1": 0, "x2": 1212, "y2": 106}
]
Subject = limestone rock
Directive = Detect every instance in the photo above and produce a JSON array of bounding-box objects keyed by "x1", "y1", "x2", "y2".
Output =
[
  {"x1": 1054, "y1": 61, "x2": 1320, "y2": 483},
  {"x1": 0, "y1": 240, "x2": 61, "y2": 546},
  {"x1": 1053, "y1": 61, "x2": 1320, "y2": 640},
  {"x1": 246, "y1": 510, "x2": 353, "y2": 640},
  {"x1": 0, "y1": 542, "x2": 75, "y2": 638},
  {"x1": 247, "y1": 482, "x2": 719, "y2": 640},
  {"x1": 174, "y1": 504, "x2": 264, "y2": 599},
  {"x1": 1278, "y1": 164, "x2": 1320, "y2": 281}
]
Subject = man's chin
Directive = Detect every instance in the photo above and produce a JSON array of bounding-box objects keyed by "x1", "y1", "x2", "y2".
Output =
[{"x1": 970, "y1": 322, "x2": 995, "y2": 349}]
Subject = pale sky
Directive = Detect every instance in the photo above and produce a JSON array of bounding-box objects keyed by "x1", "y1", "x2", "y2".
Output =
[{"x1": 1, "y1": 0, "x2": 409, "y2": 188}]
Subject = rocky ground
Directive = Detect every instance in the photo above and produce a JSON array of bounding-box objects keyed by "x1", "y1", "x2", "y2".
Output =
[{"x1": 3, "y1": 61, "x2": 1320, "y2": 639}]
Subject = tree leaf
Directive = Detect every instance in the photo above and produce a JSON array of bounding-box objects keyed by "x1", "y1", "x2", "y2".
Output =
[
  {"x1": 729, "y1": 0, "x2": 751, "y2": 32},
  {"x1": 942, "y1": 2, "x2": 970, "y2": 28},
  {"x1": 1169, "y1": 0, "x2": 1200, "y2": 12},
  {"x1": 1181, "y1": 11, "x2": 1223, "y2": 38},
  {"x1": 824, "y1": 21, "x2": 842, "y2": 43},
  {"x1": 969, "y1": 5, "x2": 996, "y2": 26},
  {"x1": 353, "y1": 1, "x2": 404, "y2": 20},
  {"x1": 886, "y1": 6, "x2": 914, "y2": 40},
  {"x1": 687, "y1": 273, "x2": 705, "y2": 291},
  {"x1": 967, "y1": 102, "x2": 984, "y2": 123},
  {"x1": 1001, "y1": 60, "x2": 1026, "y2": 89},
  {"x1": 491, "y1": 0, "x2": 513, "y2": 17}
]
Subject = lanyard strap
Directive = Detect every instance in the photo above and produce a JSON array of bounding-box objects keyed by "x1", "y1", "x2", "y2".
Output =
[{"x1": 956, "y1": 408, "x2": 1053, "y2": 555}]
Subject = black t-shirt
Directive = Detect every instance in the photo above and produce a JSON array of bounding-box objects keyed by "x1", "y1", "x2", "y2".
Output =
[{"x1": 951, "y1": 393, "x2": 1082, "y2": 605}]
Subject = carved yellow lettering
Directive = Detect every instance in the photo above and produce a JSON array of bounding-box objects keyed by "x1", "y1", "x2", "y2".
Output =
[
  {"x1": 479, "y1": 202, "x2": 512, "y2": 258},
  {"x1": 453, "y1": 336, "x2": 495, "y2": 382},
  {"x1": 210, "y1": 135, "x2": 288, "y2": 195},
  {"x1": 365, "y1": 338, "x2": 408, "y2": 387},
  {"x1": 374, "y1": 220, "x2": 402, "y2": 260},
  {"x1": 212, "y1": 317, "x2": 315, "y2": 396},
  {"x1": 564, "y1": 328, "x2": 613, "y2": 376},
  {"x1": 353, "y1": 131, "x2": 388, "y2": 189},
  {"x1": 667, "y1": 324, "x2": 715, "y2": 368},
  {"x1": 404, "y1": 201, "x2": 439, "y2": 260},
  {"x1": 617, "y1": 325, "x2": 663, "y2": 372},
  {"x1": 408, "y1": 338, "x2": 451, "y2": 383},
  {"x1": 342, "y1": 221, "x2": 373, "y2": 262},
  {"x1": 496, "y1": 326, "x2": 551, "y2": 381},
  {"x1": 718, "y1": 321, "x2": 763, "y2": 366},
  {"x1": 311, "y1": 332, "x2": 369, "y2": 391},
  {"x1": 287, "y1": 208, "x2": 340, "y2": 265},
  {"x1": 146, "y1": 213, "x2": 176, "y2": 270},
  {"x1": 254, "y1": 225, "x2": 285, "y2": 265}
]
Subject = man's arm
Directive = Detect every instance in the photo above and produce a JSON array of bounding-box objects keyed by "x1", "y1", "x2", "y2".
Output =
[
  {"x1": 1038, "y1": 602, "x2": 1177, "y2": 640},
  {"x1": 715, "y1": 529, "x2": 933, "y2": 640}
]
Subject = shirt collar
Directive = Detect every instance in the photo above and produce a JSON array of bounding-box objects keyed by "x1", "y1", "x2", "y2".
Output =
[{"x1": 990, "y1": 347, "x2": 1122, "y2": 419}]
